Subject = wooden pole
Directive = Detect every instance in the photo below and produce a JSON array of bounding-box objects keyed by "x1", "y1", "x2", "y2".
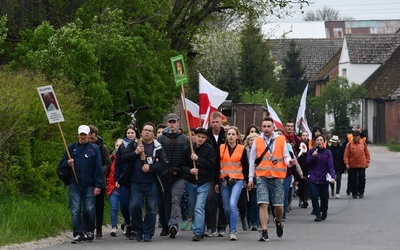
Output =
[
  {"x1": 181, "y1": 85, "x2": 198, "y2": 180},
  {"x1": 58, "y1": 122, "x2": 78, "y2": 183}
]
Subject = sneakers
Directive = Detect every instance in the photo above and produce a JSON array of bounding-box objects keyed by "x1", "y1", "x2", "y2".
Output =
[
  {"x1": 346, "y1": 188, "x2": 350, "y2": 196},
  {"x1": 359, "y1": 194, "x2": 364, "y2": 198},
  {"x1": 169, "y1": 225, "x2": 178, "y2": 238},
  {"x1": 86, "y1": 232, "x2": 94, "y2": 241},
  {"x1": 144, "y1": 235, "x2": 152, "y2": 242},
  {"x1": 229, "y1": 233, "x2": 237, "y2": 241},
  {"x1": 218, "y1": 229, "x2": 226, "y2": 237},
  {"x1": 321, "y1": 211, "x2": 327, "y2": 220},
  {"x1": 126, "y1": 225, "x2": 132, "y2": 239},
  {"x1": 335, "y1": 194, "x2": 340, "y2": 198},
  {"x1": 71, "y1": 235, "x2": 83, "y2": 244},
  {"x1": 241, "y1": 218, "x2": 248, "y2": 231},
  {"x1": 259, "y1": 230, "x2": 269, "y2": 242},
  {"x1": 192, "y1": 235, "x2": 202, "y2": 241},
  {"x1": 110, "y1": 227, "x2": 117, "y2": 237},
  {"x1": 353, "y1": 195, "x2": 358, "y2": 199},
  {"x1": 95, "y1": 230, "x2": 103, "y2": 239},
  {"x1": 251, "y1": 225, "x2": 258, "y2": 231},
  {"x1": 204, "y1": 228, "x2": 216, "y2": 237},
  {"x1": 314, "y1": 217, "x2": 322, "y2": 222},
  {"x1": 274, "y1": 218, "x2": 284, "y2": 238},
  {"x1": 331, "y1": 188, "x2": 335, "y2": 198},
  {"x1": 181, "y1": 220, "x2": 188, "y2": 230}
]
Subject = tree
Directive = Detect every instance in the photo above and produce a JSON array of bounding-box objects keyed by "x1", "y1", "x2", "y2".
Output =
[
  {"x1": 320, "y1": 77, "x2": 366, "y2": 132},
  {"x1": 0, "y1": 15, "x2": 7, "y2": 56},
  {"x1": 240, "y1": 17, "x2": 282, "y2": 94},
  {"x1": 304, "y1": 6, "x2": 353, "y2": 21}
]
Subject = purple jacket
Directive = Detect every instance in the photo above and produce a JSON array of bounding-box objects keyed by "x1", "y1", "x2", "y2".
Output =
[{"x1": 306, "y1": 147, "x2": 335, "y2": 184}]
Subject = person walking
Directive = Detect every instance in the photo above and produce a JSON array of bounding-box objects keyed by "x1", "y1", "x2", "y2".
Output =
[
  {"x1": 106, "y1": 138, "x2": 123, "y2": 236},
  {"x1": 59, "y1": 125, "x2": 104, "y2": 243},
  {"x1": 344, "y1": 131, "x2": 370, "y2": 198},
  {"x1": 306, "y1": 135, "x2": 336, "y2": 222},
  {"x1": 121, "y1": 122, "x2": 167, "y2": 242},
  {"x1": 248, "y1": 117, "x2": 295, "y2": 242},
  {"x1": 328, "y1": 135, "x2": 345, "y2": 198},
  {"x1": 216, "y1": 126, "x2": 249, "y2": 241},
  {"x1": 297, "y1": 131, "x2": 310, "y2": 208},
  {"x1": 157, "y1": 113, "x2": 190, "y2": 238},
  {"x1": 181, "y1": 127, "x2": 216, "y2": 241},
  {"x1": 88, "y1": 125, "x2": 111, "y2": 239}
]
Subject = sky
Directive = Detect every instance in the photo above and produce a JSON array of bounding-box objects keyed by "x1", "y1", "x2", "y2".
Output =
[{"x1": 262, "y1": 0, "x2": 400, "y2": 38}]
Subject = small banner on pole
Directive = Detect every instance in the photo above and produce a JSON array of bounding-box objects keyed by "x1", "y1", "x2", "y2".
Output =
[
  {"x1": 37, "y1": 85, "x2": 64, "y2": 124},
  {"x1": 170, "y1": 54, "x2": 188, "y2": 86}
]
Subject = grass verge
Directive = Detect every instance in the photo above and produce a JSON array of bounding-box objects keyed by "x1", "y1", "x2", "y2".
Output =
[{"x1": 388, "y1": 143, "x2": 400, "y2": 152}]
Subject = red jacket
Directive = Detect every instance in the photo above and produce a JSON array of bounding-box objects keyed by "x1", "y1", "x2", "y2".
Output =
[{"x1": 106, "y1": 154, "x2": 117, "y2": 196}]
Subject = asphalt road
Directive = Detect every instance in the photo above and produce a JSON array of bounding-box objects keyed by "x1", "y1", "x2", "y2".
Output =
[{"x1": 43, "y1": 145, "x2": 400, "y2": 250}]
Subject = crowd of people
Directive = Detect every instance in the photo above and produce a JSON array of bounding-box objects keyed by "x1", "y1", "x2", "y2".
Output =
[{"x1": 59, "y1": 113, "x2": 370, "y2": 243}]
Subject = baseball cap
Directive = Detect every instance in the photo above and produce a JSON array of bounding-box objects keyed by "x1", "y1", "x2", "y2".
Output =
[
  {"x1": 78, "y1": 125, "x2": 90, "y2": 135},
  {"x1": 194, "y1": 127, "x2": 207, "y2": 135},
  {"x1": 166, "y1": 113, "x2": 179, "y2": 122}
]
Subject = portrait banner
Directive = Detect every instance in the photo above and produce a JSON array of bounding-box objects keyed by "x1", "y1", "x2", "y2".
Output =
[
  {"x1": 170, "y1": 55, "x2": 188, "y2": 86},
  {"x1": 37, "y1": 85, "x2": 65, "y2": 124}
]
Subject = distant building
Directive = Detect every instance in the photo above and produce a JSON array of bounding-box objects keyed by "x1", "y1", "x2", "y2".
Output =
[{"x1": 326, "y1": 20, "x2": 400, "y2": 38}]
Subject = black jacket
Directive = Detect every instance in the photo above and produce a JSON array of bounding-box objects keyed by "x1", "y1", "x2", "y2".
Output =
[
  {"x1": 328, "y1": 144, "x2": 346, "y2": 174},
  {"x1": 181, "y1": 142, "x2": 215, "y2": 185},
  {"x1": 206, "y1": 127, "x2": 226, "y2": 182}
]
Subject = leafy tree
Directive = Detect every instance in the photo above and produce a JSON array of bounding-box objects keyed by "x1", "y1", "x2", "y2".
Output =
[
  {"x1": 0, "y1": 15, "x2": 7, "y2": 56},
  {"x1": 320, "y1": 77, "x2": 366, "y2": 132},
  {"x1": 304, "y1": 6, "x2": 353, "y2": 21},
  {"x1": 240, "y1": 17, "x2": 282, "y2": 94}
]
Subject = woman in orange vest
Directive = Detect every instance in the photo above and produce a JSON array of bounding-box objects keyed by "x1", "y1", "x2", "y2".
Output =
[{"x1": 215, "y1": 126, "x2": 249, "y2": 241}]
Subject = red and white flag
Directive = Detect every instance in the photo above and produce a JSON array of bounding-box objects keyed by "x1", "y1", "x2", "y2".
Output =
[
  {"x1": 181, "y1": 95, "x2": 202, "y2": 129},
  {"x1": 266, "y1": 99, "x2": 284, "y2": 131},
  {"x1": 199, "y1": 73, "x2": 229, "y2": 120},
  {"x1": 295, "y1": 84, "x2": 312, "y2": 139}
]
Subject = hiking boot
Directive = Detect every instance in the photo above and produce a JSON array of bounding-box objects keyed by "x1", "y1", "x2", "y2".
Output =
[
  {"x1": 110, "y1": 227, "x2": 117, "y2": 237},
  {"x1": 71, "y1": 235, "x2": 83, "y2": 244},
  {"x1": 169, "y1": 225, "x2": 178, "y2": 238},
  {"x1": 86, "y1": 232, "x2": 94, "y2": 241},
  {"x1": 259, "y1": 230, "x2": 269, "y2": 242},
  {"x1": 274, "y1": 218, "x2": 284, "y2": 238}
]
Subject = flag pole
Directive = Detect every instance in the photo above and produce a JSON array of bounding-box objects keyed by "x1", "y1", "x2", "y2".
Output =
[
  {"x1": 181, "y1": 85, "x2": 198, "y2": 180},
  {"x1": 57, "y1": 122, "x2": 78, "y2": 183}
]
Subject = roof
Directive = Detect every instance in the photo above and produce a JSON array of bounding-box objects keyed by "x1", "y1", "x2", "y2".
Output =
[
  {"x1": 363, "y1": 45, "x2": 400, "y2": 100},
  {"x1": 268, "y1": 39, "x2": 343, "y2": 80},
  {"x1": 311, "y1": 48, "x2": 341, "y2": 82},
  {"x1": 345, "y1": 34, "x2": 400, "y2": 64}
]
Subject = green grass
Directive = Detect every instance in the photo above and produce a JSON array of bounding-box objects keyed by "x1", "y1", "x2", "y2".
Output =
[
  {"x1": 388, "y1": 143, "x2": 400, "y2": 152},
  {"x1": 0, "y1": 187, "x2": 112, "y2": 247}
]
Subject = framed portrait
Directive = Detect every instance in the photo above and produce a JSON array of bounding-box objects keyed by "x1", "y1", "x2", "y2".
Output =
[{"x1": 170, "y1": 55, "x2": 188, "y2": 86}]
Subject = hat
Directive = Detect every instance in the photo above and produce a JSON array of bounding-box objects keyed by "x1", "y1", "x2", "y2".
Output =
[
  {"x1": 352, "y1": 131, "x2": 361, "y2": 136},
  {"x1": 330, "y1": 135, "x2": 339, "y2": 143},
  {"x1": 194, "y1": 127, "x2": 207, "y2": 135},
  {"x1": 78, "y1": 125, "x2": 90, "y2": 135},
  {"x1": 166, "y1": 113, "x2": 179, "y2": 122}
]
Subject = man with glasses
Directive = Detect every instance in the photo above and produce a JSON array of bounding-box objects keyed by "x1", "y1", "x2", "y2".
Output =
[
  {"x1": 157, "y1": 113, "x2": 190, "y2": 238},
  {"x1": 121, "y1": 122, "x2": 167, "y2": 242},
  {"x1": 60, "y1": 125, "x2": 104, "y2": 243}
]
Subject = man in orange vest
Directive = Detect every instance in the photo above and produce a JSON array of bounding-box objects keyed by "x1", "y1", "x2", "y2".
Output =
[{"x1": 248, "y1": 117, "x2": 295, "y2": 242}]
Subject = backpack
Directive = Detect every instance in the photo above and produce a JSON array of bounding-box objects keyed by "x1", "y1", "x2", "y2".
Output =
[{"x1": 57, "y1": 143, "x2": 77, "y2": 186}]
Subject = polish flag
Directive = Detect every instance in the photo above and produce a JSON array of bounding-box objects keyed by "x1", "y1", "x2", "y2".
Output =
[
  {"x1": 295, "y1": 84, "x2": 312, "y2": 139},
  {"x1": 266, "y1": 99, "x2": 284, "y2": 131},
  {"x1": 199, "y1": 73, "x2": 229, "y2": 118},
  {"x1": 182, "y1": 95, "x2": 202, "y2": 128}
]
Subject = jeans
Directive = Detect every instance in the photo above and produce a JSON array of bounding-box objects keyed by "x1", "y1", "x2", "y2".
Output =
[
  {"x1": 130, "y1": 182, "x2": 158, "y2": 237},
  {"x1": 283, "y1": 175, "x2": 292, "y2": 219},
  {"x1": 220, "y1": 180, "x2": 243, "y2": 233},
  {"x1": 309, "y1": 182, "x2": 329, "y2": 218},
  {"x1": 162, "y1": 178, "x2": 185, "y2": 228},
  {"x1": 186, "y1": 181, "x2": 211, "y2": 236},
  {"x1": 330, "y1": 170, "x2": 343, "y2": 194},
  {"x1": 109, "y1": 192, "x2": 120, "y2": 228},
  {"x1": 119, "y1": 185, "x2": 131, "y2": 225},
  {"x1": 69, "y1": 184, "x2": 95, "y2": 236}
]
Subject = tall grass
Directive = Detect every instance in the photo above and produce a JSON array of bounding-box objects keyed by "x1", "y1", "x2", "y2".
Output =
[{"x1": 0, "y1": 188, "x2": 71, "y2": 246}]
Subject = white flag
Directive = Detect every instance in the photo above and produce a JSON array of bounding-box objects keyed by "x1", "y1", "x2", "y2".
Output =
[{"x1": 295, "y1": 84, "x2": 312, "y2": 139}]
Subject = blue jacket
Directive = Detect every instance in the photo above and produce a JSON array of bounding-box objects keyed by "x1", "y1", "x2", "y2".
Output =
[
  {"x1": 61, "y1": 141, "x2": 103, "y2": 188},
  {"x1": 306, "y1": 147, "x2": 336, "y2": 184}
]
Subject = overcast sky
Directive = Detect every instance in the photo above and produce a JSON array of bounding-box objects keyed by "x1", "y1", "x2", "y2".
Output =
[{"x1": 275, "y1": 0, "x2": 400, "y2": 22}]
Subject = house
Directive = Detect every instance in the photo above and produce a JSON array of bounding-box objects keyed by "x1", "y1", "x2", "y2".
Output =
[
  {"x1": 363, "y1": 45, "x2": 400, "y2": 144},
  {"x1": 325, "y1": 20, "x2": 400, "y2": 39},
  {"x1": 336, "y1": 33, "x2": 400, "y2": 141}
]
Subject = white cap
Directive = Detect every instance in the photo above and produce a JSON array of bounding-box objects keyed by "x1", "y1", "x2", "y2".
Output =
[{"x1": 78, "y1": 125, "x2": 90, "y2": 135}]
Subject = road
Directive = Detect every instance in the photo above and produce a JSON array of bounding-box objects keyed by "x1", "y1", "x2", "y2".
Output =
[{"x1": 41, "y1": 145, "x2": 400, "y2": 250}]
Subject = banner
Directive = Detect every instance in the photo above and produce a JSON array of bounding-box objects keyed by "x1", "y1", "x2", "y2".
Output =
[
  {"x1": 295, "y1": 84, "x2": 312, "y2": 139},
  {"x1": 266, "y1": 99, "x2": 284, "y2": 131},
  {"x1": 37, "y1": 85, "x2": 64, "y2": 124},
  {"x1": 199, "y1": 73, "x2": 228, "y2": 116}
]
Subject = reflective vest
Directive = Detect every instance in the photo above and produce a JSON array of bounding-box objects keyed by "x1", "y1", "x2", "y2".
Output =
[
  {"x1": 255, "y1": 135, "x2": 287, "y2": 179},
  {"x1": 219, "y1": 144, "x2": 245, "y2": 180}
]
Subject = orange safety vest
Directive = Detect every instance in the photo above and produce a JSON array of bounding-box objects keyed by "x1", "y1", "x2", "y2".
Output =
[
  {"x1": 219, "y1": 144, "x2": 245, "y2": 180},
  {"x1": 254, "y1": 135, "x2": 287, "y2": 179}
]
